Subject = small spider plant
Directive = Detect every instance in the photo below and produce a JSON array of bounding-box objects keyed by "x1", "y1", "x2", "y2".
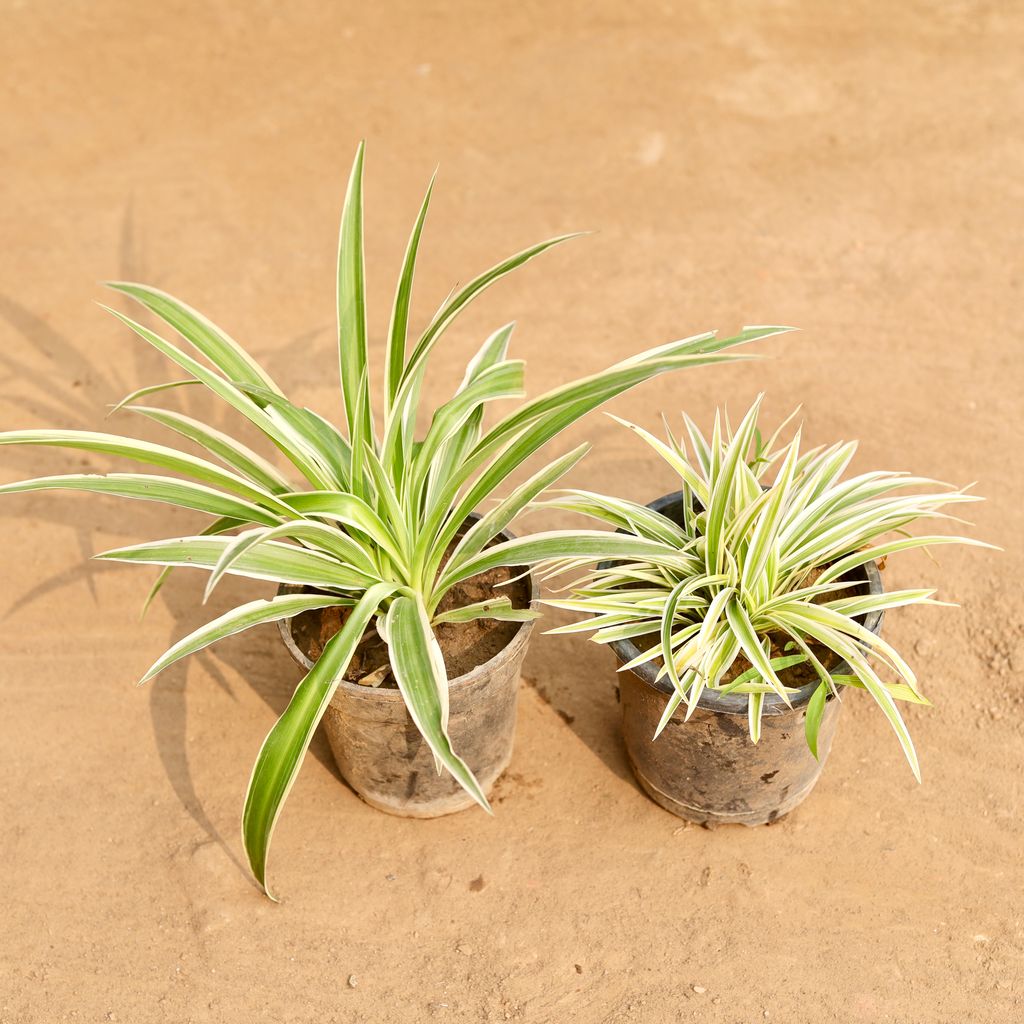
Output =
[
  {"x1": 543, "y1": 397, "x2": 989, "y2": 778},
  {"x1": 0, "y1": 145, "x2": 786, "y2": 896}
]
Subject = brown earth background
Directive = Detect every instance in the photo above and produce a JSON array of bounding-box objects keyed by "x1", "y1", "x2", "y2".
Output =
[{"x1": 1, "y1": 2, "x2": 1022, "y2": 1022}]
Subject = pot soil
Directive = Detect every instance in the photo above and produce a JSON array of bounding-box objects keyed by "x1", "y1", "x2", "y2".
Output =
[
  {"x1": 608, "y1": 491, "x2": 884, "y2": 827},
  {"x1": 278, "y1": 524, "x2": 536, "y2": 819}
]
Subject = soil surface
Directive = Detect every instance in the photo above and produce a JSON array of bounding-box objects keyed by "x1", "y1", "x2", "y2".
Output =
[
  {"x1": 1, "y1": 4, "x2": 1022, "y2": 1023},
  {"x1": 290, "y1": 563, "x2": 531, "y2": 686}
]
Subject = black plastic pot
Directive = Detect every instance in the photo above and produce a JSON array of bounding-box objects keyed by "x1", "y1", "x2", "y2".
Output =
[{"x1": 607, "y1": 491, "x2": 884, "y2": 826}]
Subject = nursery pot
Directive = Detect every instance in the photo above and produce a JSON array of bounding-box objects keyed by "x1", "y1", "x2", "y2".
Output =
[
  {"x1": 606, "y1": 491, "x2": 884, "y2": 827},
  {"x1": 278, "y1": 521, "x2": 538, "y2": 819}
]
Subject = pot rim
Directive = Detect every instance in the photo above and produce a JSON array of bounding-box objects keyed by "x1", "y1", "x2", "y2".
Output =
[
  {"x1": 276, "y1": 515, "x2": 539, "y2": 700},
  {"x1": 602, "y1": 490, "x2": 885, "y2": 717}
]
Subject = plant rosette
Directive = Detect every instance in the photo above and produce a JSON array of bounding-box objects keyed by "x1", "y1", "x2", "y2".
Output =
[
  {"x1": 0, "y1": 145, "x2": 789, "y2": 896},
  {"x1": 543, "y1": 397, "x2": 991, "y2": 825}
]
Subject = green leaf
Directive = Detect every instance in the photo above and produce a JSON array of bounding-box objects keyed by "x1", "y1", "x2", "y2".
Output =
[
  {"x1": 125, "y1": 405, "x2": 293, "y2": 494},
  {"x1": 420, "y1": 324, "x2": 519, "y2": 511},
  {"x1": 816, "y1": 535, "x2": 995, "y2": 584},
  {"x1": 435, "y1": 531, "x2": 678, "y2": 601},
  {"x1": 201, "y1": 528, "x2": 273, "y2": 604},
  {"x1": 831, "y1": 674, "x2": 932, "y2": 706},
  {"x1": 432, "y1": 596, "x2": 538, "y2": 625},
  {"x1": 604, "y1": 415, "x2": 709, "y2": 506},
  {"x1": 100, "y1": 306, "x2": 333, "y2": 488},
  {"x1": 660, "y1": 580, "x2": 692, "y2": 696},
  {"x1": 385, "y1": 594, "x2": 491, "y2": 807},
  {"x1": 705, "y1": 399, "x2": 762, "y2": 574},
  {"x1": 393, "y1": 234, "x2": 581, "y2": 409},
  {"x1": 724, "y1": 596, "x2": 789, "y2": 704},
  {"x1": 682, "y1": 410, "x2": 711, "y2": 475},
  {"x1": 202, "y1": 520, "x2": 379, "y2": 603},
  {"x1": 768, "y1": 610, "x2": 922, "y2": 779},
  {"x1": 0, "y1": 473, "x2": 281, "y2": 525},
  {"x1": 337, "y1": 141, "x2": 372, "y2": 446},
  {"x1": 97, "y1": 535, "x2": 363, "y2": 589},
  {"x1": 360, "y1": 442, "x2": 409, "y2": 548},
  {"x1": 0, "y1": 428, "x2": 293, "y2": 513},
  {"x1": 139, "y1": 592, "x2": 354, "y2": 683},
  {"x1": 139, "y1": 516, "x2": 243, "y2": 619},
  {"x1": 108, "y1": 379, "x2": 201, "y2": 415},
  {"x1": 805, "y1": 681, "x2": 827, "y2": 759},
  {"x1": 476, "y1": 337, "x2": 764, "y2": 465},
  {"x1": 616, "y1": 621, "x2": 703, "y2": 674},
  {"x1": 773, "y1": 601, "x2": 919, "y2": 693},
  {"x1": 542, "y1": 488, "x2": 694, "y2": 548},
  {"x1": 242, "y1": 582, "x2": 395, "y2": 897},
  {"x1": 385, "y1": 172, "x2": 434, "y2": 413},
  {"x1": 653, "y1": 685, "x2": 686, "y2": 740},
  {"x1": 682, "y1": 591, "x2": 736, "y2": 716},
  {"x1": 347, "y1": 367, "x2": 371, "y2": 500},
  {"x1": 408, "y1": 356, "x2": 525, "y2": 504},
  {"x1": 233, "y1": 383, "x2": 351, "y2": 490},
  {"x1": 105, "y1": 281, "x2": 282, "y2": 395},
  {"x1": 438, "y1": 444, "x2": 590, "y2": 578},
  {"x1": 718, "y1": 653, "x2": 807, "y2": 695},
  {"x1": 748, "y1": 691, "x2": 765, "y2": 743},
  {"x1": 428, "y1": 335, "x2": 773, "y2": 566},
  {"x1": 780, "y1": 488, "x2": 979, "y2": 576},
  {"x1": 843, "y1": 649, "x2": 922, "y2": 782},
  {"x1": 281, "y1": 491, "x2": 407, "y2": 571},
  {"x1": 824, "y1": 588, "x2": 941, "y2": 618},
  {"x1": 740, "y1": 430, "x2": 800, "y2": 600}
]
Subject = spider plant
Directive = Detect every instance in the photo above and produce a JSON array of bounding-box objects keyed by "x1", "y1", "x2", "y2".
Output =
[
  {"x1": 0, "y1": 145, "x2": 787, "y2": 896},
  {"x1": 543, "y1": 397, "x2": 989, "y2": 778}
]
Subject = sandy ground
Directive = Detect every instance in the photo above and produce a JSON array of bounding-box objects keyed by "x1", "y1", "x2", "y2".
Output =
[{"x1": 1, "y1": 2, "x2": 1022, "y2": 1021}]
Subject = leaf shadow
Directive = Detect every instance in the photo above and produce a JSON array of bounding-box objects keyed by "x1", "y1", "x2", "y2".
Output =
[
  {"x1": 520, "y1": 610, "x2": 641, "y2": 790},
  {"x1": 0, "y1": 200, "x2": 340, "y2": 887}
]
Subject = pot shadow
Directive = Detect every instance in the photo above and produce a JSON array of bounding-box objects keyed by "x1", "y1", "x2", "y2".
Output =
[
  {"x1": 0, "y1": 201, "x2": 339, "y2": 886},
  {"x1": 520, "y1": 606, "x2": 641, "y2": 790}
]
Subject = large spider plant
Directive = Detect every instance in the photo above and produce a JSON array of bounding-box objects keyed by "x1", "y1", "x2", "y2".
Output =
[
  {"x1": 0, "y1": 146, "x2": 787, "y2": 896},
  {"x1": 544, "y1": 397, "x2": 989, "y2": 778}
]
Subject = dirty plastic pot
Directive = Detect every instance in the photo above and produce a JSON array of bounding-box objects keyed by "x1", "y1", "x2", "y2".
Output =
[
  {"x1": 606, "y1": 491, "x2": 884, "y2": 826},
  {"x1": 278, "y1": 522, "x2": 538, "y2": 819}
]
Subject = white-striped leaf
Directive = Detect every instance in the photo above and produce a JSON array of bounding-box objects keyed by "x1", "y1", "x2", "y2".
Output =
[{"x1": 242, "y1": 582, "x2": 396, "y2": 897}]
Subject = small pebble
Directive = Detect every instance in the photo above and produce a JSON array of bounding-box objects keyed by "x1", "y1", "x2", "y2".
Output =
[
  {"x1": 692, "y1": 986, "x2": 706, "y2": 995},
  {"x1": 347, "y1": 975, "x2": 358, "y2": 989}
]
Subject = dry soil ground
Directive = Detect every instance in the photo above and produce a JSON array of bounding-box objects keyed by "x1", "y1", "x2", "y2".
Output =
[{"x1": 1, "y1": 2, "x2": 1022, "y2": 1022}]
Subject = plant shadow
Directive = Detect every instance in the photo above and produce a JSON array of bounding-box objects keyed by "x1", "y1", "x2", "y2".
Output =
[
  {"x1": 520, "y1": 609, "x2": 641, "y2": 790},
  {"x1": 0, "y1": 201, "x2": 339, "y2": 887}
]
